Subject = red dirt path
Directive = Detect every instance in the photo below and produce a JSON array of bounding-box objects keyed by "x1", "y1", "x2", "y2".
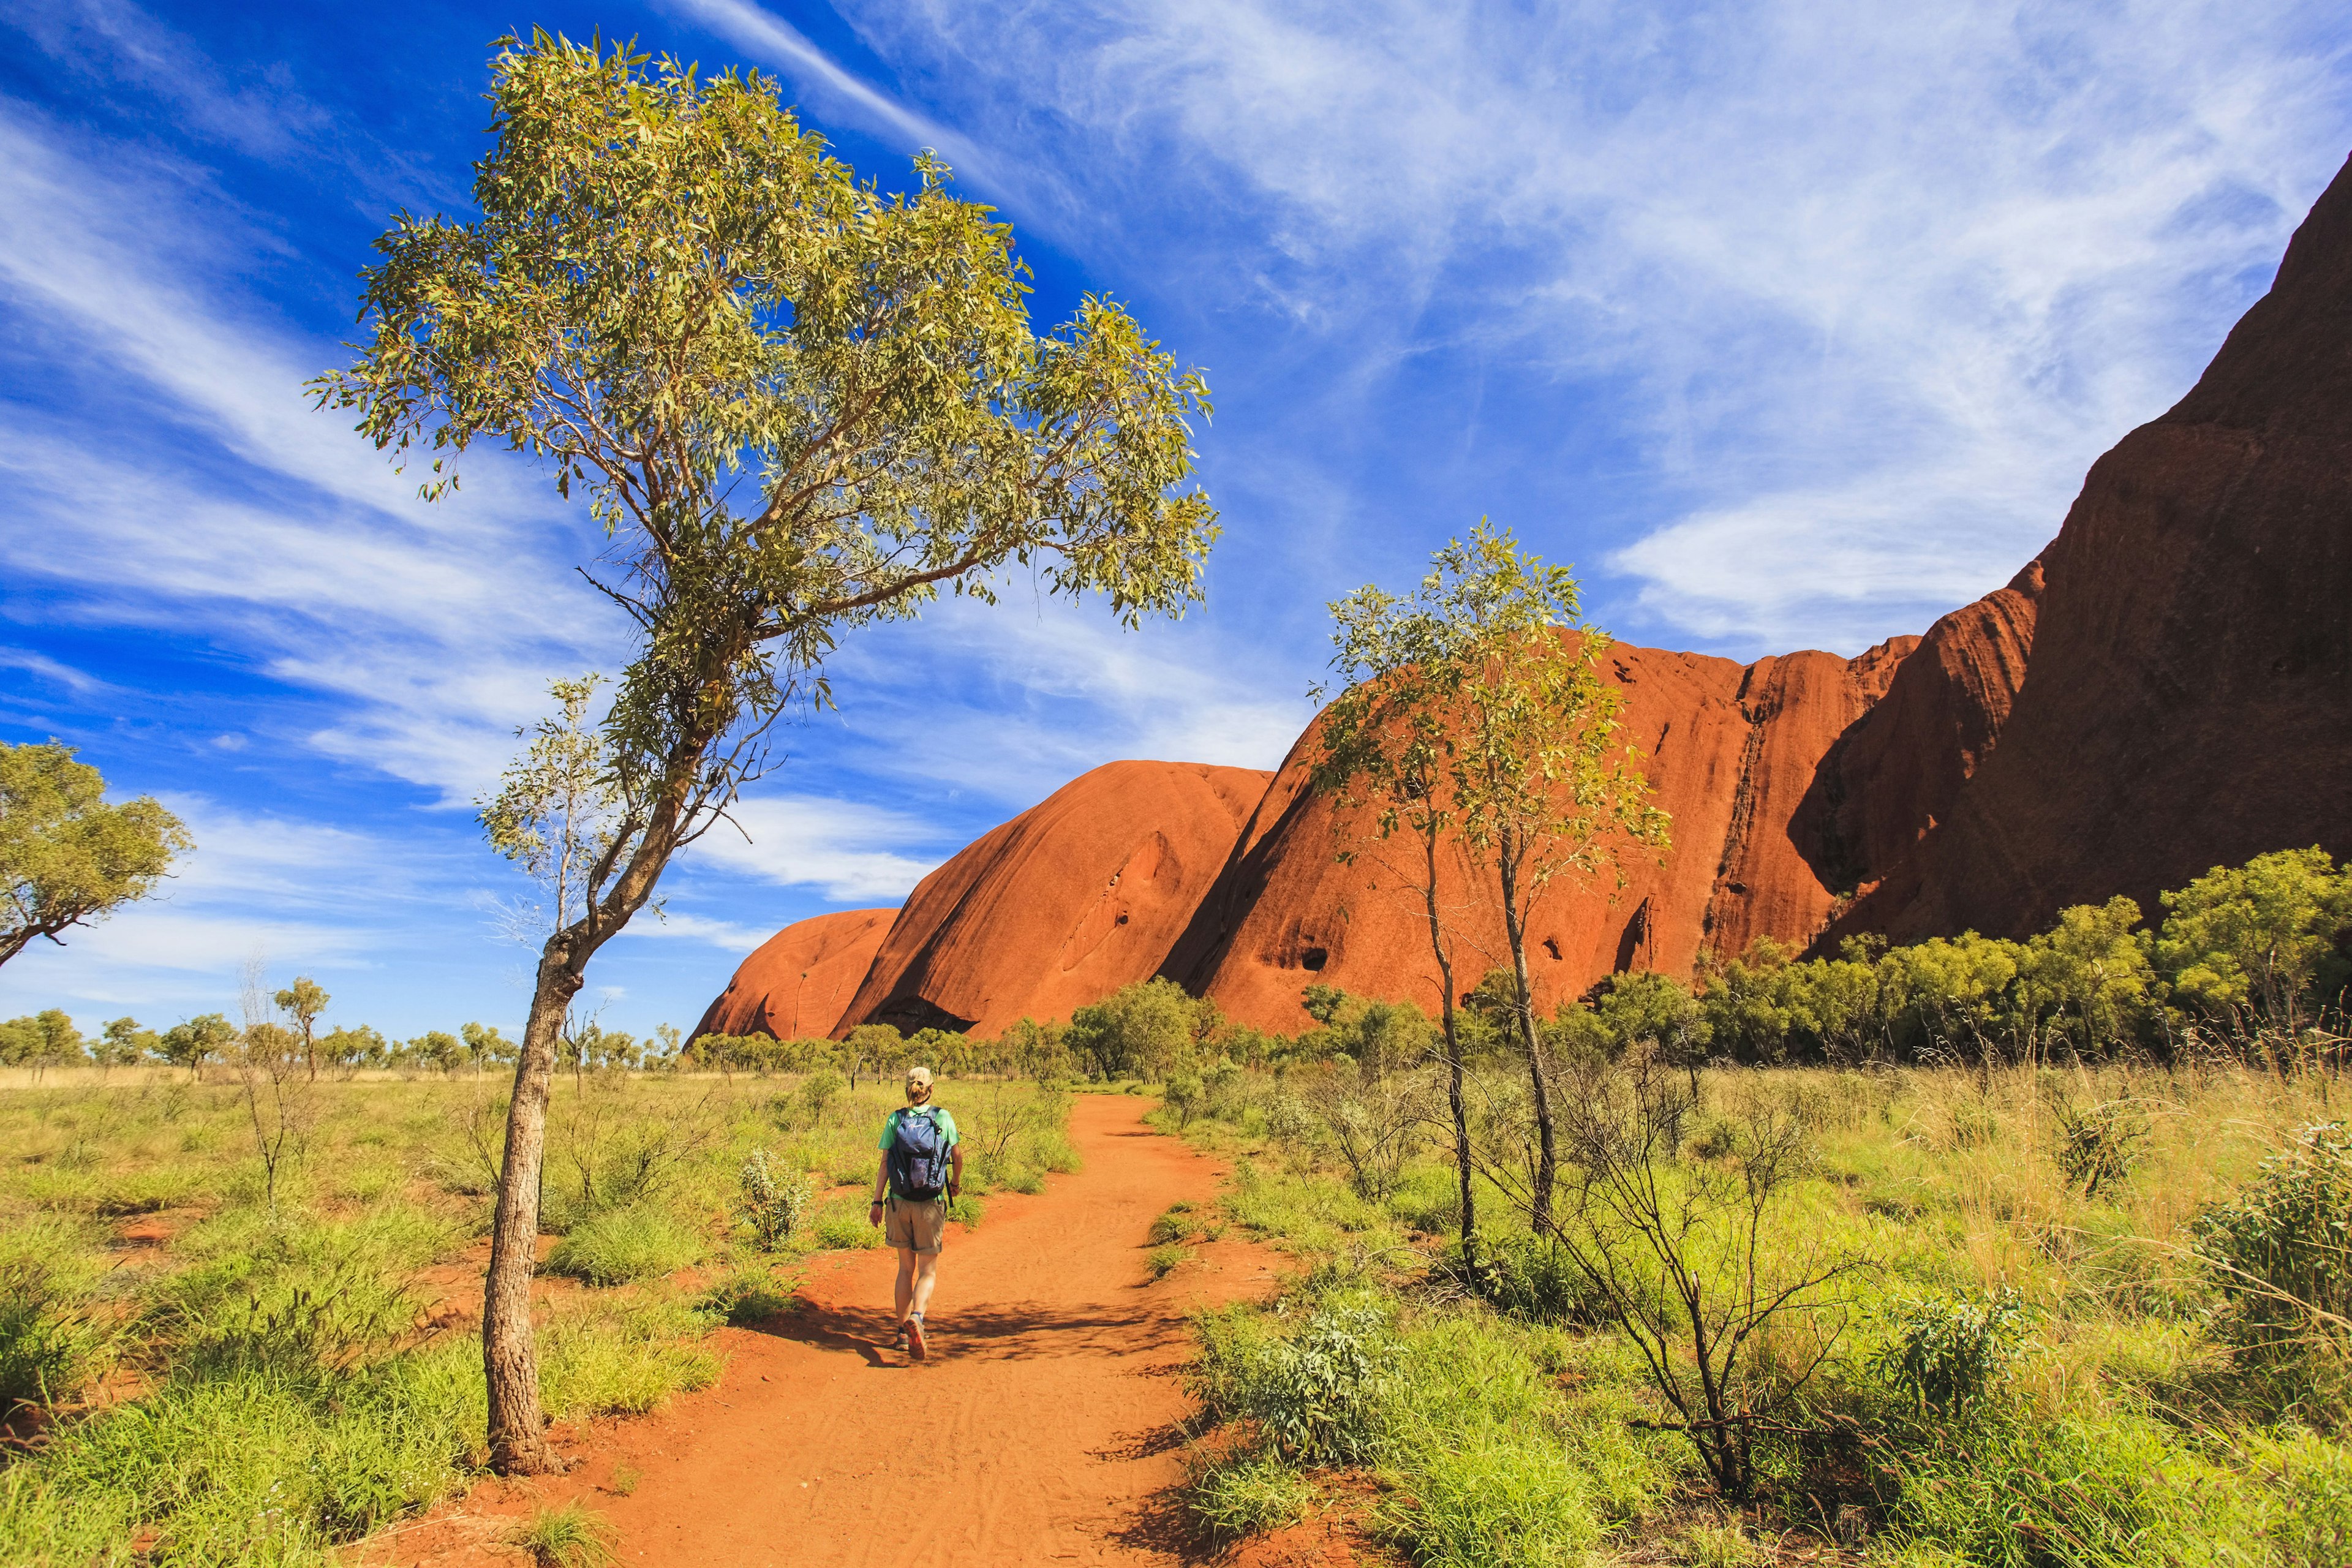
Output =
[{"x1": 372, "y1": 1095, "x2": 1302, "y2": 1568}]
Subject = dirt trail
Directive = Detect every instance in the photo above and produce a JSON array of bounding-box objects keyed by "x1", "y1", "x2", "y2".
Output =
[{"x1": 389, "y1": 1095, "x2": 1282, "y2": 1568}]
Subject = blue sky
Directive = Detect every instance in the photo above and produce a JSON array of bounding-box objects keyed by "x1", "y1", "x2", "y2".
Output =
[{"x1": 3, "y1": 0, "x2": 2348, "y2": 1042}]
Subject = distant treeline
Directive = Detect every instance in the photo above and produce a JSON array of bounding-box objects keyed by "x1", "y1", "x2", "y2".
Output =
[{"x1": 10, "y1": 848, "x2": 2342, "y2": 1083}]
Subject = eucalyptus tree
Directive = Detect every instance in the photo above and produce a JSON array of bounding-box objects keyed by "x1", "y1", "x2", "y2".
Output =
[
  {"x1": 1319, "y1": 523, "x2": 1664, "y2": 1237},
  {"x1": 1, "y1": 741, "x2": 190, "y2": 971},
  {"x1": 314, "y1": 34, "x2": 1217, "y2": 1472},
  {"x1": 1313, "y1": 581, "x2": 1481, "y2": 1262}
]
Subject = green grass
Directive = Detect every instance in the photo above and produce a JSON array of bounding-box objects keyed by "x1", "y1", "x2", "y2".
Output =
[
  {"x1": 546, "y1": 1204, "x2": 707, "y2": 1286},
  {"x1": 507, "y1": 1501, "x2": 618, "y2": 1568},
  {"x1": 0, "y1": 1069, "x2": 1072, "y2": 1566},
  {"x1": 1158, "y1": 1058, "x2": 2352, "y2": 1564},
  {"x1": 1188, "y1": 1450, "x2": 1316, "y2": 1539}
]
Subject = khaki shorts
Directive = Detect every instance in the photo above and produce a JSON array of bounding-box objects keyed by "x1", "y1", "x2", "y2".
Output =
[{"x1": 883, "y1": 1195, "x2": 948, "y2": 1254}]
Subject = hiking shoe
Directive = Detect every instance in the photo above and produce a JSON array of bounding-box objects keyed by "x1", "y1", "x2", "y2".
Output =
[
  {"x1": 907, "y1": 1317, "x2": 928, "y2": 1361},
  {"x1": 893, "y1": 1323, "x2": 911, "y2": 1353}
]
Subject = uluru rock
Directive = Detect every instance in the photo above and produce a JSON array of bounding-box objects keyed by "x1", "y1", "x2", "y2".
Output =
[
  {"x1": 832, "y1": 760, "x2": 1273, "y2": 1038},
  {"x1": 693, "y1": 907, "x2": 894, "y2": 1041},
  {"x1": 1161, "y1": 630, "x2": 2032, "y2": 1034},
  {"x1": 1836, "y1": 150, "x2": 2352, "y2": 943}
]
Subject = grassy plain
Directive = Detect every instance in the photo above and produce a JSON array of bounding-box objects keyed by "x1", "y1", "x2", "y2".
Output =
[
  {"x1": 0, "y1": 1068, "x2": 1077, "y2": 1566},
  {"x1": 1154, "y1": 1057, "x2": 2352, "y2": 1566}
]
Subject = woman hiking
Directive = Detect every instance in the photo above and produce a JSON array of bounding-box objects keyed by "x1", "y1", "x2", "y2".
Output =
[{"x1": 867, "y1": 1065, "x2": 963, "y2": 1360}]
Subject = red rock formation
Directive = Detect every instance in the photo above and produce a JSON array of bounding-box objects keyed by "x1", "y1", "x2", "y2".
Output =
[
  {"x1": 1793, "y1": 560, "x2": 2043, "y2": 910},
  {"x1": 1838, "y1": 151, "x2": 2352, "y2": 943},
  {"x1": 692, "y1": 908, "x2": 894, "y2": 1041},
  {"x1": 1160, "y1": 633, "x2": 2010, "y2": 1033},
  {"x1": 832, "y1": 760, "x2": 1273, "y2": 1038}
]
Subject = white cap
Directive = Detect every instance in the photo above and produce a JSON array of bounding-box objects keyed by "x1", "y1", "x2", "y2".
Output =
[{"x1": 905, "y1": 1066, "x2": 935, "y2": 1088}]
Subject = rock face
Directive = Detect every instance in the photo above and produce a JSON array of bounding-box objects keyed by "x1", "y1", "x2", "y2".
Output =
[
  {"x1": 692, "y1": 908, "x2": 894, "y2": 1041},
  {"x1": 1835, "y1": 150, "x2": 2352, "y2": 943},
  {"x1": 831, "y1": 760, "x2": 1274, "y2": 1038},
  {"x1": 1164, "y1": 631, "x2": 2025, "y2": 1033}
]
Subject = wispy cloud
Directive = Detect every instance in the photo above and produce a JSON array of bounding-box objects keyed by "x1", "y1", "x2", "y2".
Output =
[
  {"x1": 663, "y1": 0, "x2": 1017, "y2": 195},
  {"x1": 693, "y1": 794, "x2": 947, "y2": 902},
  {"x1": 617, "y1": 911, "x2": 778, "y2": 953},
  {"x1": 837, "y1": 0, "x2": 2352, "y2": 649}
]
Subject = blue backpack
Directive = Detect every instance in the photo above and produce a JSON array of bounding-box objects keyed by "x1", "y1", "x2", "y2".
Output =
[{"x1": 888, "y1": 1107, "x2": 952, "y2": 1200}]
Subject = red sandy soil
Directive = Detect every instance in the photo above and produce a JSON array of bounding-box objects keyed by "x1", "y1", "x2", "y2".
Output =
[{"x1": 361, "y1": 1096, "x2": 1374, "y2": 1568}]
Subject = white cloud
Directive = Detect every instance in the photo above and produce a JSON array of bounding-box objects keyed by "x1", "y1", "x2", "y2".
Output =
[
  {"x1": 618, "y1": 912, "x2": 777, "y2": 953},
  {"x1": 831, "y1": 0, "x2": 2351, "y2": 649},
  {"x1": 692, "y1": 794, "x2": 945, "y2": 902}
]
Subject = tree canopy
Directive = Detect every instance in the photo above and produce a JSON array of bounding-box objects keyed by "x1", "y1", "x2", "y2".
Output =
[
  {"x1": 314, "y1": 31, "x2": 1221, "y2": 1475},
  {"x1": 1, "y1": 741, "x2": 190, "y2": 970}
]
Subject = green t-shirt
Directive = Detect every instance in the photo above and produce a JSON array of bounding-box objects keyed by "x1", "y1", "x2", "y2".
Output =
[{"x1": 877, "y1": 1104, "x2": 959, "y2": 1153}]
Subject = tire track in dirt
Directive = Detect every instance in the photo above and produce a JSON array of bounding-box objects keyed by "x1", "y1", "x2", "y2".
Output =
[{"x1": 380, "y1": 1095, "x2": 1281, "y2": 1568}]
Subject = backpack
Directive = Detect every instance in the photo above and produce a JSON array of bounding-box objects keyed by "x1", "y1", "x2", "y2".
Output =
[{"x1": 887, "y1": 1107, "x2": 952, "y2": 1200}]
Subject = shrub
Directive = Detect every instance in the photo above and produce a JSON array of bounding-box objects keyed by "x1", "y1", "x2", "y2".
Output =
[
  {"x1": 737, "y1": 1149, "x2": 813, "y2": 1251},
  {"x1": 1870, "y1": 1288, "x2": 2031, "y2": 1417},
  {"x1": 2196, "y1": 1121, "x2": 2352, "y2": 1363},
  {"x1": 799, "y1": 1069, "x2": 846, "y2": 1123},
  {"x1": 2052, "y1": 1100, "x2": 2150, "y2": 1199},
  {"x1": 1240, "y1": 1301, "x2": 1395, "y2": 1465},
  {"x1": 546, "y1": 1205, "x2": 706, "y2": 1286},
  {"x1": 1471, "y1": 1232, "x2": 1604, "y2": 1326}
]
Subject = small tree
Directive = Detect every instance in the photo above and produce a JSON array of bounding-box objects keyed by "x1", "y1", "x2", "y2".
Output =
[
  {"x1": 1314, "y1": 586, "x2": 1482, "y2": 1262},
  {"x1": 273, "y1": 976, "x2": 329, "y2": 1078},
  {"x1": 235, "y1": 961, "x2": 316, "y2": 1212},
  {"x1": 462, "y1": 1022, "x2": 515, "y2": 1076},
  {"x1": 1322, "y1": 522, "x2": 1665, "y2": 1235},
  {"x1": 1067, "y1": 978, "x2": 1205, "y2": 1080},
  {"x1": 1, "y1": 741, "x2": 190, "y2": 970},
  {"x1": 1548, "y1": 1047, "x2": 1860, "y2": 1499},
  {"x1": 2155, "y1": 848, "x2": 2352, "y2": 1040},
  {"x1": 315, "y1": 34, "x2": 1217, "y2": 1471},
  {"x1": 97, "y1": 1017, "x2": 157, "y2": 1072},
  {"x1": 0, "y1": 1010, "x2": 86, "y2": 1080},
  {"x1": 159, "y1": 1012, "x2": 235, "y2": 1078}
]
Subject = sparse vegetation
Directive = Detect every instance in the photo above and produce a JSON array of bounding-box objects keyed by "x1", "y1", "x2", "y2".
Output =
[
  {"x1": 0, "y1": 1068, "x2": 1071, "y2": 1563},
  {"x1": 1152, "y1": 851, "x2": 2352, "y2": 1562}
]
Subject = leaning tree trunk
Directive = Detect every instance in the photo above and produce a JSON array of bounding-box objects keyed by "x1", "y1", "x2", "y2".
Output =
[
  {"x1": 1496, "y1": 831, "x2": 1558, "y2": 1235},
  {"x1": 1418, "y1": 832, "x2": 1477, "y2": 1268},
  {"x1": 482, "y1": 936, "x2": 587, "y2": 1475}
]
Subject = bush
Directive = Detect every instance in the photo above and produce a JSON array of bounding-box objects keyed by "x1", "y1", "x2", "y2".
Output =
[
  {"x1": 737, "y1": 1149, "x2": 813, "y2": 1251},
  {"x1": 546, "y1": 1205, "x2": 706, "y2": 1286},
  {"x1": 1471, "y1": 1232, "x2": 1604, "y2": 1326},
  {"x1": 2196, "y1": 1121, "x2": 2352, "y2": 1363},
  {"x1": 1235, "y1": 1301, "x2": 1395, "y2": 1465},
  {"x1": 1869, "y1": 1288, "x2": 2031, "y2": 1417}
]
